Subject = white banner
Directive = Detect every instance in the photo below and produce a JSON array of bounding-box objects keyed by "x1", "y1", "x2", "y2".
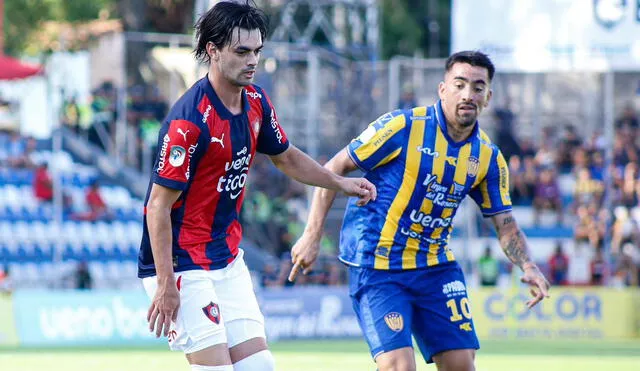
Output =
[{"x1": 452, "y1": 0, "x2": 640, "y2": 72}]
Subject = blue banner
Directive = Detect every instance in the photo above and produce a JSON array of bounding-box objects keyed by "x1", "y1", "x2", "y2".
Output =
[
  {"x1": 260, "y1": 287, "x2": 361, "y2": 340},
  {"x1": 12, "y1": 287, "x2": 362, "y2": 347},
  {"x1": 12, "y1": 290, "x2": 164, "y2": 347}
]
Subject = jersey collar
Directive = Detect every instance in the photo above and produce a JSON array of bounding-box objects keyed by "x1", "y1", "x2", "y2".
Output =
[
  {"x1": 201, "y1": 75, "x2": 250, "y2": 120},
  {"x1": 434, "y1": 100, "x2": 480, "y2": 147}
]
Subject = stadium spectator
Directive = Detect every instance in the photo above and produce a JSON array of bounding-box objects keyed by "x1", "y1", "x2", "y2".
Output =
[
  {"x1": 508, "y1": 155, "x2": 530, "y2": 204},
  {"x1": 494, "y1": 105, "x2": 520, "y2": 160},
  {"x1": 61, "y1": 96, "x2": 81, "y2": 132},
  {"x1": 71, "y1": 181, "x2": 113, "y2": 221},
  {"x1": 573, "y1": 167, "x2": 604, "y2": 210},
  {"x1": 619, "y1": 162, "x2": 639, "y2": 208},
  {"x1": 590, "y1": 151, "x2": 605, "y2": 180},
  {"x1": 614, "y1": 243, "x2": 639, "y2": 287},
  {"x1": 0, "y1": 265, "x2": 12, "y2": 294},
  {"x1": 574, "y1": 205, "x2": 600, "y2": 249},
  {"x1": 611, "y1": 206, "x2": 640, "y2": 255},
  {"x1": 33, "y1": 162, "x2": 53, "y2": 202},
  {"x1": 397, "y1": 84, "x2": 417, "y2": 110},
  {"x1": 75, "y1": 261, "x2": 93, "y2": 290},
  {"x1": 557, "y1": 125, "x2": 582, "y2": 171},
  {"x1": 477, "y1": 245, "x2": 499, "y2": 286},
  {"x1": 548, "y1": 242, "x2": 569, "y2": 285},
  {"x1": 522, "y1": 156, "x2": 538, "y2": 199},
  {"x1": 532, "y1": 167, "x2": 563, "y2": 226},
  {"x1": 590, "y1": 248, "x2": 607, "y2": 285},
  {"x1": 616, "y1": 102, "x2": 638, "y2": 130}
]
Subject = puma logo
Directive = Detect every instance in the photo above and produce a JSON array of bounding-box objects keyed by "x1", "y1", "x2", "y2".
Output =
[
  {"x1": 177, "y1": 128, "x2": 189, "y2": 141},
  {"x1": 210, "y1": 133, "x2": 224, "y2": 148}
]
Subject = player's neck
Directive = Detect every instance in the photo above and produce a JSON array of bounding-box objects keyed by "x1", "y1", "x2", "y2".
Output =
[
  {"x1": 445, "y1": 119, "x2": 475, "y2": 143},
  {"x1": 208, "y1": 71, "x2": 244, "y2": 115},
  {"x1": 447, "y1": 124, "x2": 473, "y2": 142}
]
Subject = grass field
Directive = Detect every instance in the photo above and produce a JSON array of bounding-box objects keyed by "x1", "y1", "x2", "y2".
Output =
[{"x1": 1, "y1": 339, "x2": 639, "y2": 371}]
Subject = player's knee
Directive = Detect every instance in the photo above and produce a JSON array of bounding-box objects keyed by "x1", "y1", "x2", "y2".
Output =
[
  {"x1": 190, "y1": 365, "x2": 234, "y2": 371},
  {"x1": 232, "y1": 349, "x2": 275, "y2": 371},
  {"x1": 375, "y1": 348, "x2": 416, "y2": 371},
  {"x1": 434, "y1": 349, "x2": 475, "y2": 371}
]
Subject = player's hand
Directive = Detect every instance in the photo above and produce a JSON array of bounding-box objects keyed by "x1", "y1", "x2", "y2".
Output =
[
  {"x1": 147, "y1": 278, "x2": 180, "y2": 338},
  {"x1": 520, "y1": 263, "x2": 550, "y2": 309},
  {"x1": 338, "y1": 177, "x2": 377, "y2": 206},
  {"x1": 288, "y1": 232, "x2": 321, "y2": 282}
]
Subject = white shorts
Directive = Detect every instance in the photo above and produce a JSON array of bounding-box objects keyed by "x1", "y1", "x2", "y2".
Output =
[{"x1": 142, "y1": 249, "x2": 266, "y2": 354}]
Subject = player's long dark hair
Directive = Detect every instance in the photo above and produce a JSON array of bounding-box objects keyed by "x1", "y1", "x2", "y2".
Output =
[
  {"x1": 445, "y1": 51, "x2": 496, "y2": 81},
  {"x1": 194, "y1": 1, "x2": 268, "y2": 64}
]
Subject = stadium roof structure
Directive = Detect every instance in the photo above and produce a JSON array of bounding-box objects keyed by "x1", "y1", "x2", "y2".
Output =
[{"x1": 0, "y1": 55, "x2": 43, "y2": 80}]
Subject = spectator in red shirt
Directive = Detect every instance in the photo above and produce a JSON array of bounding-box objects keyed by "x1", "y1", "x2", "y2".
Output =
[
  {"x1": 33, "y1": 163, "x2": 53, "y2": 202},
  {"x1": 548, "y1": 242, "x2": 570, "y2": 285},
  {"x1": 72, "y1": 181, "x2": 113, "y2": 221}
]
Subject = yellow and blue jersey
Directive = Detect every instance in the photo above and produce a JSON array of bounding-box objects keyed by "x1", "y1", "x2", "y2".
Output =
[{"x1": 340, "y1": 100, "x2": 512, "y2": 270}]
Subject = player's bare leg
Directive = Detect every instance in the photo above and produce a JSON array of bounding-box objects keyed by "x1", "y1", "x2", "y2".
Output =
[
  {"x1": 230, "y1": 336, "x2": 274, "y2": 371},
  {"x1": 432, "y1": 349, "x2": 475, "y2": 371},
  {"x1": 375, "y1": 347, "x2": 416, "y2": 371},
  {"x1": 185, "y1": 343, "x2": 233, "y2": 370}
]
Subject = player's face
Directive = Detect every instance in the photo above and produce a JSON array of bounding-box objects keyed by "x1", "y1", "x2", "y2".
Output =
[
  {"x1": 211, "y1": 27, "x2": 263, "y2": 87},
  {"x1": 438, "y1": 62, "x2": 492, "y2": 128}
]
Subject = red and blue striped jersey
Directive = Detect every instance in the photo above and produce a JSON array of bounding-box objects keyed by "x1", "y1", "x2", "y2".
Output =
[{"x1": 138, "y1": 77, "x2": 289, "y2": 278}]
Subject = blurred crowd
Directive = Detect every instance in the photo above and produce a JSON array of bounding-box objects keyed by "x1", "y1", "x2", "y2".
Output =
[
  {"x1": 478, "y1": 103, "x2": 640, "y2": 288},
  {"x1": 40, "y1": 81, "x2": 640, "y2": 289}
]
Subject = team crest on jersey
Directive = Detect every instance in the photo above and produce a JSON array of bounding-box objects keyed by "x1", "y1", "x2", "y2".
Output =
[
  {"x1": 202, "y1": 302, "x2": 221, "y2": 324},
  {"x1": 467, "y1": 156, "x2": 479, "y2": 177},
  {"x1": 384, "y1": 312, "x2": 404, "y2": 332},
  {"x1": 169, "y1": 146, "x2": 186, "y2": 167}
]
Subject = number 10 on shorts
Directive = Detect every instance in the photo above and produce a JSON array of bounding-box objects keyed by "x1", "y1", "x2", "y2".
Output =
[{"x1": 446, "y1": 297, "x2": 472, "y2": 322}]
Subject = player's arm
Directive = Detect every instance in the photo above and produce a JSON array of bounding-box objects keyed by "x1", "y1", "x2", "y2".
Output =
[
  {"x1": 269, "y1": 145, "x2": 376, "y2": 206},
  {"x1": 146, "y1": 183, "x2": 182, "y2": 337},
  {"x1": 490, "y1": 211, "x2": 550, "y2": 308},
  {"x1": 287, "y1": 148, "x2": 358, "y2": 281}
]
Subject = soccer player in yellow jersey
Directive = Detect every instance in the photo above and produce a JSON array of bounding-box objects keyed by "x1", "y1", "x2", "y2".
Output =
[{"x1": 289, "y1": 51, "x2": 550, "y2": 371}]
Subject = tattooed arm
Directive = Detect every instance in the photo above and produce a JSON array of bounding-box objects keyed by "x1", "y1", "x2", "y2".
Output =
[
  {"x1": 491, "y1": 212, "x2": 551, "y2": 308},
  {"x1": 491, "y1": 212, "x2": 533, "y2": 269}
]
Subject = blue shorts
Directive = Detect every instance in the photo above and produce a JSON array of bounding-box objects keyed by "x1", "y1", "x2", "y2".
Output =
[{"x1": 348, "y1": 262, "x2": 479, "y2": 363}]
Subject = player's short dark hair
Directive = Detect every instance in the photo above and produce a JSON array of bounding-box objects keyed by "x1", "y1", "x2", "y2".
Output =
[
  {"x1": 445, "y1": 51, "x2": 495, "y2": 81},
  {"x1": 194, "y1": 1, "x2": 268, "y2": 64}
]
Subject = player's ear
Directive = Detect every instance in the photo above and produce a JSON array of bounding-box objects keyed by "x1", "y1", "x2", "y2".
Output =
[
  {"x1": 485, "y1": 89, "x2": 493, "y2": 107},
  {"x1": 438, "y1": 81, "x2": 445, "y2": 100},
  {"x1": 206, "y1": 42, "x2": 219, "y2": 62}
]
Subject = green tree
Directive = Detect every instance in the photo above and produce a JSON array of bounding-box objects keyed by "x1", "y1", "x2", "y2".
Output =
[
  {"x1": 3, "y1": 0, "x2": 116, "y2": 56},
  {"x1": 380, "y1": 0, "x2": 423, "y2": 59},
  {"x1": 60, "y1": 0, "x2": 114, "y2": 22},
  {"x1": 4, "y1": 0, "x2": 56, "y2": 56}
]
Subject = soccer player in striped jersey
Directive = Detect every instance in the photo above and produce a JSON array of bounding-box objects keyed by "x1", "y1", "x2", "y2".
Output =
[
  {"x1": 289, "y1": 51, "x2": 550, "y2": 371},
  {"x1": 138, "y1": 2, "x2": 376, "y2": 371}
]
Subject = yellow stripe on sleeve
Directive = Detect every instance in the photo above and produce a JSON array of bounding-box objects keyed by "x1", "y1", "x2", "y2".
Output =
[
  {"x1": 497, "y1": 152, "x2": 511, "y2": 206},
  {"x1": 372, "y1": 148, "x2": 402, "y2": 169},
  {"x1": 353, "y1": 116, "x2": 406, "y2": 162}
]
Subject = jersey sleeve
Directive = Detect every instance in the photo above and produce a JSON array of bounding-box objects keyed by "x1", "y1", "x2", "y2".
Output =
[
  {"x1": 347, "y1": 110, "x2": 407, "y2": 172},
  {"x1": 257, "y1": 92, "x2": 290, "y2": 155},
  {"x1": 152, "y1": 119, "x2": 205, "y2": 190},
  {"x1": 468, "y1": 149, "x2": 513, "y2": 216}
]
